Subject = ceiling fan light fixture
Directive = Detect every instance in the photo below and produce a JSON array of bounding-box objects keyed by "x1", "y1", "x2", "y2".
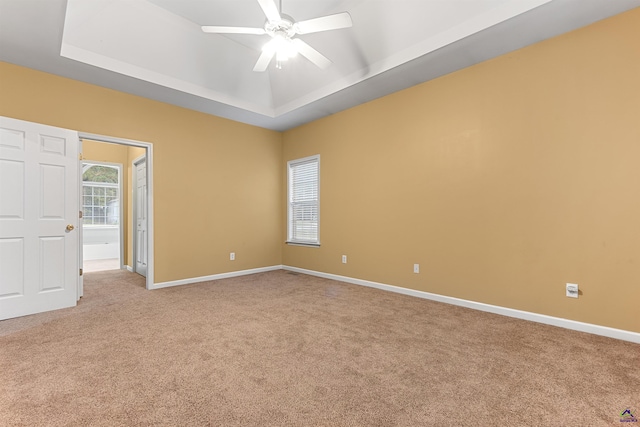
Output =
[
  {"x1": 264, "y1": 35, "x2": 298, "y2": 62},
  {"x1": 202, "y1": 0, "x2": 352, "y2": 72}
]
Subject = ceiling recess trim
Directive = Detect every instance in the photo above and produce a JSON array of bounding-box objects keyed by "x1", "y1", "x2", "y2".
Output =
[
  {"x1": 61, "y1": 0, "x2": 553, "y2": 119},
  {"x1": 273, "y1": 0, "x2": 554, "y2": 117}
]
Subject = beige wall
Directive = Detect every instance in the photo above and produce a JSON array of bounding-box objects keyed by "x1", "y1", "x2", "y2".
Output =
[
  {"x1": 282, "y1": 8, "x2": 640, "y2": 332},
  {"x1": 0, "y1": 62, "x2": 283, "y2": 283}
]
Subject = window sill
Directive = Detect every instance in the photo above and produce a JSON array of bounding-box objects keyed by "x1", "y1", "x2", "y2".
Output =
[{"x1": 286, "y1": 241, "x2": 320, "y2": 248}]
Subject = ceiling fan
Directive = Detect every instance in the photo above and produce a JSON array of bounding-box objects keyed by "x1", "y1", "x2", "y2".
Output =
[{"x1": 201, "y1": 0, "x2": 352, "y2": 72}]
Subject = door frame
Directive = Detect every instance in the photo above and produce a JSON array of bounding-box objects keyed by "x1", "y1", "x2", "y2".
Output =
[
  {"x1": 132, "y1": 154, "x2": 146, "y2": 278},
  {"x1": 78, "y1": 132, "x2": 154, "y2": 290}
]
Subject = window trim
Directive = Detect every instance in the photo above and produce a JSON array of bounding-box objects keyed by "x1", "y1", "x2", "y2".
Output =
[{"x1": 286, "y1": 155, "x2": 320, "y2": 247}]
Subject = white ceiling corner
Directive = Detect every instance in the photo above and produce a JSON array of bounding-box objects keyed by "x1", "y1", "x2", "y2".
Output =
[{"x1": 1, "y1": 0, "x2": 640, "y2": 130}]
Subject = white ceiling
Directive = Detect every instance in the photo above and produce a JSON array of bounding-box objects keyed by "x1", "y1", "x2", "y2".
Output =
[{"x1": 1, "y1": 0, "x2": 639, "y2": 131}]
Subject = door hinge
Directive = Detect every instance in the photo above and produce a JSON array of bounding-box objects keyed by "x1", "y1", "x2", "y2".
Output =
[
  {"x1": 79, "y1": 268, "x2": 83, "y2": 276},
  {"x1": 79, "y1": 153, "x2": 83, "y2": 160},
  {"x1": 79, "y1": 210, "x2": 83, "y2": 218}
]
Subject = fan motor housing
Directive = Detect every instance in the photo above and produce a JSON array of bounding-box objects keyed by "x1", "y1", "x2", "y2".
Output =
[{"x1": 265, "y1": 14, "x2": 296, "y2": 38}]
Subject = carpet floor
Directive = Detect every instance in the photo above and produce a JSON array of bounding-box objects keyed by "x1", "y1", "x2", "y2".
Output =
[{"x1": 1, "y1": 269, "x2": 638, "y2": 426}]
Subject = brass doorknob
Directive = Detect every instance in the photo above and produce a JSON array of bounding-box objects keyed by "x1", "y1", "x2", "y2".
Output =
[{"x1": 66, "y1": 224, "x2": 75, "y2": 231}]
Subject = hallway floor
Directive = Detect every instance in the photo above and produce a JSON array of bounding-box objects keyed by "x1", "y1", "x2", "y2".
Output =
[{"x1": 83, "y1": 258, "x2": 120, "y2": 272}]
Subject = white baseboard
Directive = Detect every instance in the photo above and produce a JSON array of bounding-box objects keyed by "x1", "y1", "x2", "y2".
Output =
[
  {"x1": 125, "y1": 265, "x2": 133, "y2": 272},
  {"x1": 152, "y1": 265, "x2": 283, "y2": 289},
  {"x1": 282, "y1": 265, "x2": 640, "y2": 344}
]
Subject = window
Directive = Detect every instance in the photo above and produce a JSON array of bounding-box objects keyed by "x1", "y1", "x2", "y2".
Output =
[
  {"x1": 82, "y1": 164, "x2": 120, "y2": 226},
  {"x1": 287, "y1": 155, "x2": 320, "y2": 246}
]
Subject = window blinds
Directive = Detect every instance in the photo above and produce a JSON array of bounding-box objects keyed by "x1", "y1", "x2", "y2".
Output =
[{"x1": 288, "y1": 156, "x2": 319, "y2": 244}]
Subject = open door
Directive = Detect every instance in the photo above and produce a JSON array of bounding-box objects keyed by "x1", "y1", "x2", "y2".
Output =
[
  {"x1": 0, "y1": 116, "x2": 80, "y2": 320},
  {"x1": 78, "y1": 139, "x2": 83, "y2": 300},
  {"x1": 133, "y1": 156, "x2": 147, "y2": 277}
]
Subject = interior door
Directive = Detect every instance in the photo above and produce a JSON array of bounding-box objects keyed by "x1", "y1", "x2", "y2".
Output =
[
  {"x1": 0, "y1": 116, "x2": 79, "y2": 320},
  {"x1": 77, "y1": 140, "x2": 83, "y2": 300},
  {"x1": 134, "y1": 157, "x2": 147, "y2": 277}
]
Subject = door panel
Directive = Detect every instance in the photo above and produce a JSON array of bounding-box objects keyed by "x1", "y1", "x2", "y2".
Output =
[
  {"x1": 0, "y1": 238, "x2": 24, "y2": 297},
  {"x1": 0, "y1": 116, "x2": 79, "y2": 320},
  {"x1": 0, "y1": 127, "x2": 24, "y2": 149},
  {"x1": 40, "y1": 135, "x2": 67, "y2": 155},
  {"x1": 40, "y1": 236, "x2": 66, "y2": 291}
]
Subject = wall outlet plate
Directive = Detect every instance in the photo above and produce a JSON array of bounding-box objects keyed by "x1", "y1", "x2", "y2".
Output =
[
  {"x1": 230, "y1": 252, "x2": 235, "y2": 261},
  {"x1": 342, "y1": 255, "x2": 347, "y2": 264},
  {"x1": 566, "y1": 283, "x2": 578, "y2": 298},
  {"x1": 413, "y1": 264, "x2": 419, "y2": 273}
]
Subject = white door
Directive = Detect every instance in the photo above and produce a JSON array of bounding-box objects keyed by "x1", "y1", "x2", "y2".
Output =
[
  {"x1": 134, "y1": 157, "x2": 147, "y2": 277},
  {"x1": 77, "y1": 139, "x2": 83, "y2": 300},
  {"x1": 0, "y1": 116, "x2": 79, "y2": 320}
]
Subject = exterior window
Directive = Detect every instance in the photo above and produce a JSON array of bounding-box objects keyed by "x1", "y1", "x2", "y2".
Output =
[
  {"x1": 287, "y1": 155, "x2": 320, "y2": 246},
  {"x1": 82, "y1": 164, "x2": 119, "y2": 225}
]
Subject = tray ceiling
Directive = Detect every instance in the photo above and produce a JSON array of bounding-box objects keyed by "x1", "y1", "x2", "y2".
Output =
[{"x1": 1, "y1": 0, "x2": 639, "y2": 130}]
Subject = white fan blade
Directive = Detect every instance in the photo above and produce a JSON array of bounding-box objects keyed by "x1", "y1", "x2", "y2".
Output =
[
  {"x1": 257, "y1": 0, "x2": 281, "y2": 22},
  {"x1": 292, "y1": 39, "x2": 331, "y2": 69},
  {"x1": 295, "y1": 12, "x2": 352, "y2": 35},
  {"x1": 253, "y1": 48, "x2": 275, "y2": 72},
  {"x1": 202, "y1": 26, "x2": 266, "y2": 35}
]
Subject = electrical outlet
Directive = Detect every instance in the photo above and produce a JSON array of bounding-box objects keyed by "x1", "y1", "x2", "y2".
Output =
[
  {"x1": 342, "y1": 255, "x2": 347, "y2": 264},
  {"x1": 566, "y1": 283, "x2": 578, "y2": 298},
  {"x1": 413, "y1": 264, "x2": 420, "y2": 273},
  {"x1": 230, "y1": 252, "x2": 235, "y2": 261}
]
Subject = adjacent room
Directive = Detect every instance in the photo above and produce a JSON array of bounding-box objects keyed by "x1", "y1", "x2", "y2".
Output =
[{"x1": 1, "y1": 0, "x2": 639, "y2": 425}]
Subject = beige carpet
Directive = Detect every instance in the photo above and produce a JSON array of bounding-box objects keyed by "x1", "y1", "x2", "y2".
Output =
[{"x1": 0, "y1": 269, "x2": 638, "y2": 426}]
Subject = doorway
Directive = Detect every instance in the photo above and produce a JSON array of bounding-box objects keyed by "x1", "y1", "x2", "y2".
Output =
[
  {"x1": 79, "y1": 132, "x2": 154, "y2": 290},
  {"x1": 81, "y1": 162, "x2": 122, "y2": 273}
]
